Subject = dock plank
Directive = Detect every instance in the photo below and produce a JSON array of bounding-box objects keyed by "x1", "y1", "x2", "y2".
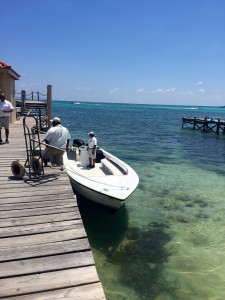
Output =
[
  {"x1": 0, "y1": 237, "x2": 90, "y2": 262},
  {"x1": 0, "y1": 219, "x2": 83, "y2": 237},
  {"x1": 0, "y1": 228, "x2": 86, "y2": 248},
  {"x1": 0, "y1": 252, "x2": 94, "y2": 278},
  {"x1": 0, "y1": 266, "x2": 99, "y2": 298},
  {"x1": 0, "y1": 211, "x2": 80, "y2": 227},
  {"x1": 4, "y1": 282, "x2": 105, "y2": 300}
]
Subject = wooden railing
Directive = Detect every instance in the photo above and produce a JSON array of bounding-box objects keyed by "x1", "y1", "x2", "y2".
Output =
[{"x1": 15, "y1": 86, "x2": 52, "y2": 132}]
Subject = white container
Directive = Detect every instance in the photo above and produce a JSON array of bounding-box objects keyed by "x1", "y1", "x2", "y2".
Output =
[
  {"x1": 73, "y1": 147, "x2": 78, "y2": 160},
  {"x1": 80, "y1": 146, "x2": 89, "y2": 167}
]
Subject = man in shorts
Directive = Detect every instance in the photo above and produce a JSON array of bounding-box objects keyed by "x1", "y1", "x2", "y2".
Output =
[{"x1": 0, "y1": 91, "x2": 14, "y2": 144}]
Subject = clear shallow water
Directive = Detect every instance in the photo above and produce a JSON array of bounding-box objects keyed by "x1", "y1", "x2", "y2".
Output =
[{"x1": 53, "y1": 101, "x2": 225, "y2": 299}]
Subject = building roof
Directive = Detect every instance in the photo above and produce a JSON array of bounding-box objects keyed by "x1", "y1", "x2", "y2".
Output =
[{"x1": 0, "y1": 61, "x2": 20, "y2": 80}]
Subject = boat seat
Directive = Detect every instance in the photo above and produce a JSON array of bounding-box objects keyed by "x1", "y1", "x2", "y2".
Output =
[{"x1": 101, "y1": 158, "x2": 122, "y2": 175}]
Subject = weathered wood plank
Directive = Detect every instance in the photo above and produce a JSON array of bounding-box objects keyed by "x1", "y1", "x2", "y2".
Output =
[
  {"x1": 0, "y1": 175, "x2": 70, "y2": 182},
  {"x1": 0, "y1": 198, "x2": 76, "y2": 211},
  {"x1": 0, "y1": 211, "x2": 80, "y2": 227},
  {"x1": 4, "y1": 282, "x2": 105, "y2": 300},
  {"x1": 0, "y1": 238, "x2": 90, "y2": 262},
  {"x1": 0, "y1": 205, "x2": 76, "y2": 219},
  {"x1": 0, "y1": 192, "x2": 75, "y2": 204},
  {"x1": 0, "y1": 188, "x2": 76, "y2": 200},
  {"x1": 0, "y1": 183, "x2": 69, "y2": 192},
  {"x1": 0, "y1": 267, "x2": 100, "y2": 298},
  {"x1": 0, "y1": 228, "x2": 86, "y2": 248},
  {"x1": 0, "y1": 252, "x2": 94, "y2": 278},
  {"x1": 0, "y1": 219, "x2": 83, "y2": 237}
]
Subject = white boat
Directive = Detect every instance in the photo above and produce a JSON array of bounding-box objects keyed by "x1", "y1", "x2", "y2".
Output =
[{"x1": 63, "y1": 145, "x2": 139, "y2": 209}]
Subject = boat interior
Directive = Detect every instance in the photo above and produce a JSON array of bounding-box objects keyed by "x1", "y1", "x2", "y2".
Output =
[{"x1": 67, "y1": 148, "x2": 126, "y2": 178}]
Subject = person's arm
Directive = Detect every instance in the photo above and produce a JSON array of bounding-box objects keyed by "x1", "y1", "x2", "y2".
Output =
[
  {"x1": 9, "y1": 104, "x2": 14, "y2": 112},
  {"x1": 66, "y1": 139, "x2": 70, "y2": 151},
  {"x1": 4, "y1": 108, "x2": 14, "y2": 112},
  {"x1": 3, "y1": 106, "x2": 14, "y2": 112}
]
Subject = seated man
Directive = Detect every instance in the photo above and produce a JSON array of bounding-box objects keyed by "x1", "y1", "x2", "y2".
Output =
[{"x1": 43, "y1": 117, "x2": 70, "y2": 167}]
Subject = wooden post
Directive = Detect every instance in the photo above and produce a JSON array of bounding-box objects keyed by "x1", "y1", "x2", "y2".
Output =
[
  {"x1": 203, "y1": 117, "x2": 207, "y2": 131},
  {"x1": 47, "y1": 85, "x2": 52, "y2": 128},
  {"x1": 21, "y1": 90, "x2": 26, "y2": 116},
  {"x1": 216, "y1": 118, "x2": 220, "y2": 134}
]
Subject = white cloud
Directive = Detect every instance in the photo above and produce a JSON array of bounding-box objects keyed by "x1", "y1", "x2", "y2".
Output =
[
  {"x1": 165, "y1": 87, "x2": 176, "y2": 93},
  {"x1": 109, "y1": 87, "x2": 119, "y2": 94},
  {"x1": 177, "y1": 90, "x2": 194, "y2": 96},
  {"x1": 195, "y1": 81, "x2": 203, "y2": 86},
  {"x1": 152, "y1": 88, "x2": 163, "y2": 94},
  {"x1": 151, "y1": 87, "x2": 176, "y2": 94},
  {"x1": 136, "y1": 88, "x2": 144, "y2": 92},
  {"x1": 198, "y1": 88, "x2": 205, "y2": 93}
]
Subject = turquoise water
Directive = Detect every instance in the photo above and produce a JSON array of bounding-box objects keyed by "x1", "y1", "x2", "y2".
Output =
[{"x1": 53, "y1": 101, "x2": 225, "y2": 299}]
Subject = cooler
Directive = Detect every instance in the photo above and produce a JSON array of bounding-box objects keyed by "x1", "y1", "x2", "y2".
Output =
[{"x1": 80, "y1": 145, "x2": 89, "y2": 167}]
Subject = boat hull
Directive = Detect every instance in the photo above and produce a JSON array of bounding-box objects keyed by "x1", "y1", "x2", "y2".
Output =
[{"x1": 69, "y1": 176, "x2": 125, "y2": 209}]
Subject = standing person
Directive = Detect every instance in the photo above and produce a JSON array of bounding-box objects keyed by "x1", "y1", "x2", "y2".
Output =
[
  {"x1": 0, "y1": 92, "x2": 14, "y2": 144},
  {"x1": 87, "y1": 131, "x2": 97, "y2": 168},
  {"x1": 43, "y1": 117, "x2": 71, "y2": 167}
]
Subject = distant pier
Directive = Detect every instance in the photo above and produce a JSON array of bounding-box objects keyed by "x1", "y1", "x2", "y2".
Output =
[{"x1": 182, "y1": 116, "x2": 225, "y2": 134}]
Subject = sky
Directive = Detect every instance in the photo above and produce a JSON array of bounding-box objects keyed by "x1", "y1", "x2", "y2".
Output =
[{"x1": 1, "y1": 0, "x2": 225, "y2": 106}]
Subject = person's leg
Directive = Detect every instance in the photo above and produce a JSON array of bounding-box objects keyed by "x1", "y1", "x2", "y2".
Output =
[
  {"x1": 93, "y1": 158, "x2": 96, "y2": 167},
  {"x1": 5, "y1": 128, "x2": 9, "y2": 141},
  {"x1": 4, "y1": 117, "x2": 10, "y2": 142},
  {"x1": 92, "y1": 151, "x2": 96, "y2": 167},
  {"x1": 54, "y1": 149, "x2": 64, "y2": 166},
  {"x1": 43, "y1": 147, "x2": 54, "y2": 165},
  {"x1": 87, "y1": 149, "x2": 93, "y2": 167},
  {"x1": 0, "y1": 118, "x2": 3, "y2": 142}
]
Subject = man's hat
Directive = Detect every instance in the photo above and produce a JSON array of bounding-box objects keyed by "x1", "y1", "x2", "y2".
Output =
[{"x1": 50, "y1": 117, "x2": 61, "y2": 123}]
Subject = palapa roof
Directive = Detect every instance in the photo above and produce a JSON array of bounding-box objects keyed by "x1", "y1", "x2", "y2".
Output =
[{"x1": 0, "y1": 61, "x2": 20, "y2": 80}]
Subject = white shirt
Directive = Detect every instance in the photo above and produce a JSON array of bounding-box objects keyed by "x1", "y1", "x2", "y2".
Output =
[
  {"x1": 45, "y1": 124, "x2": 71, "y2": 148},
  {"x1": 88, "y1": 136, "x2": 97, "y2": 148},
  {"x1": 0, "y1": 100, "x2": 14, "y2": 117}
]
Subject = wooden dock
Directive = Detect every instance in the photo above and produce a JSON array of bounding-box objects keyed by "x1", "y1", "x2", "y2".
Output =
[
  {"x1": 0, "y1": 118, "x2": 105, "y2": 299},
  {"x1": 182, "y1": 116, "x2": 225, "y2": 134}
]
